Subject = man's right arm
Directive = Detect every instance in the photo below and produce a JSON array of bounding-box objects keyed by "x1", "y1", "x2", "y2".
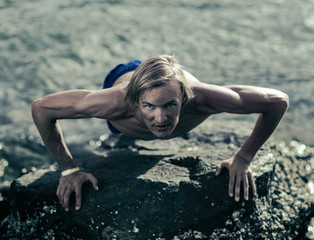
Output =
[
  {"x1": 31, "y1": 90, "x2": 92, "y2": 169},
  {"x1": 31, "y1": 90, "x2": 107, "y2": 211}
]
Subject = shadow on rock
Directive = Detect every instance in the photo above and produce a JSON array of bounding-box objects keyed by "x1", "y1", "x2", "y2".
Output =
[{"x1": 1, "y1": 127, "x2": 313, "y2": 239}]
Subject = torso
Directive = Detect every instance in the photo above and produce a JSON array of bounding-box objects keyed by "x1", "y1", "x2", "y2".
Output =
[{"x1": 107, "y1": 70, "x2": 210, "y2": 140}]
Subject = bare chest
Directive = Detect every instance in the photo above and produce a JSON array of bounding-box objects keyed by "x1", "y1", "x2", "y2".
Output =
[{"x1": 109, "y1": 112, "x2": 209, "y2": 140}]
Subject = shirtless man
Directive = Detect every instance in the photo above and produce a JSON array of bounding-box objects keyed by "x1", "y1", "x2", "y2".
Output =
[{"x1": 31, "y1": 55, "x2": 289, "y2": 212}]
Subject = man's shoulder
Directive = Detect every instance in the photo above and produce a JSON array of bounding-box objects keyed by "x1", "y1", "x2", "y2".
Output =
[
  {"x1": 186, "y1": 83, "x2": 234, "y2": 115},
  {"x1": 79, "y1": 86, "x2": 132, "y2": 120}
]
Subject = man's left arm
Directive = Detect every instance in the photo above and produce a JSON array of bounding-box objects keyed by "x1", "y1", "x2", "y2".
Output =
[{"x1": 196, "y1": 84, "x2": 289, "y2": 201}]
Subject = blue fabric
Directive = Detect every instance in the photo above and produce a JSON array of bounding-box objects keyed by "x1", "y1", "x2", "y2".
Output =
[{"x1": 103, "y1": 59, "x2": 142, "y2": 134}]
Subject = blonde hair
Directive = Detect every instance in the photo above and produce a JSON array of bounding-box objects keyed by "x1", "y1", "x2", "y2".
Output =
[{"x1": 125, "y1": 55, "x2": 194, "y2": 105}]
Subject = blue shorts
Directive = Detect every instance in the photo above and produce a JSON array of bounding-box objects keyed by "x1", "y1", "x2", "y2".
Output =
[{"x1": 103, "y1": 59, "x2": 142, "y2": 134}]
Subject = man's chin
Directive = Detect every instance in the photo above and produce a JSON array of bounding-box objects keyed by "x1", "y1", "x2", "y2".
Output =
[{"x1": 152, "y1": 130, "x2": 172, "y2": 139}]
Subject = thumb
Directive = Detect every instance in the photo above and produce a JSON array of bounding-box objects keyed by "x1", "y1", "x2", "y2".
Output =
[{"x1": 87, "y1": 174, "x2": 99, "y2": 191}]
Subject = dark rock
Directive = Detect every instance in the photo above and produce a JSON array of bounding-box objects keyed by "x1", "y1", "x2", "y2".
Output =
[{"x1": 0, "y1": 122, "x2": 313, "y2": 239}]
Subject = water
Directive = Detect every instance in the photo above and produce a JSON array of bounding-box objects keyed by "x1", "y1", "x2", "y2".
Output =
[{"x1": 0, "y1": 0, "x2": 313, "y2": 186}]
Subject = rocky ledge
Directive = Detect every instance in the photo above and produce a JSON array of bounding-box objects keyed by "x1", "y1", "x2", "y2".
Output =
[{"x1": 0, "y1": 122, "x2": 313, "y2": 239}]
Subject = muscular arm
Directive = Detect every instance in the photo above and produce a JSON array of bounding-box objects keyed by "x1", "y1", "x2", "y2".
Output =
[
  {"x1": 31, "y1": 89, "x2": 123, "y2": 167},
  {"x1": 31, "y1": 90, "x2": 91, "y2": 170},
  {"x1": 196, "y1": 84, "x2": 289, "y2": 161},
  {"x1": 195, "y1": 84, "x2": 289, "y2": 200},
  {"x1": 31, "y1": 89, "x2": 118, "y2": 210},
  {"x1": 231, "y1": 88, "x2": 288, "y2": 163}
]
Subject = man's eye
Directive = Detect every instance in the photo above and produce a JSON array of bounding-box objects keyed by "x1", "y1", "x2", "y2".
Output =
[
  {"x1": 166, "y1": 103, "x2": 176, "y2": 108},
  {"x1": 145, "y1": 104, "x2": 154, "y2": 109}
]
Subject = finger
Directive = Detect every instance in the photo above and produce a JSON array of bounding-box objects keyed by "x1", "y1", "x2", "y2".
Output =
[
  {"x1": 63, "y1": 188, "x2": 72, "y2": 212},
  {"x1": 56, "y1": 185, "x2": 61, "y2": 201},
  {"x1": 228, "y1": 173, "x2": 235, "y2": 197},
  {"x1": 248, "y1": 172, "x2": 257, "y2": 196},
  {"x1": 216, "y1": 162, "x2": 229, "y2": 176},
  {"x1": 75, "y1": 186, "x2": 82, "y2": 211},
  {"x1": 88, "y1": 174, "x2": 99, "y2": 191},
  {"x1": 243, "y1": 174, "x2": 249, "y2": 201},
  {"x1": 57, "y1": 185, "x2": 66, "y2": 206},
  {"x1": 234, "y1": 174, "x2": 241, "y2": 202},
  {"x1": 215, "y1": 165, "x2": 221, "y2": 176}
]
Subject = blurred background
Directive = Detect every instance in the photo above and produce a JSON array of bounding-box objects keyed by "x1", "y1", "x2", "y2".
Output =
[{"x1": 0, "y1": 0, "x2": 313, "y2": 189}]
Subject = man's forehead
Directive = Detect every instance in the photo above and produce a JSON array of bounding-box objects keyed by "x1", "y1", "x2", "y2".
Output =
[
  {"x1": 140, "y1": 82, "x2": 182, "y2": 104},
  {"x1": 146, "y1": 81, "x2": 181, "y2": 93}
]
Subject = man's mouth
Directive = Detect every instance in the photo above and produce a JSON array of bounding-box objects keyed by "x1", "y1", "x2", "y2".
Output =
[{"x1": 154, "y1": 123, "x2": 171, "y2": 131}]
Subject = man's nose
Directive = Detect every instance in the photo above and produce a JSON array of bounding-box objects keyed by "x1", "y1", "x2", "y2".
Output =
[{"x1": 154, "y1": 108, "x2": 167, "y2": 123}]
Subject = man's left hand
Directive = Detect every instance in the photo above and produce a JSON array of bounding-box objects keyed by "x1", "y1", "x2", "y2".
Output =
[{"x1": 215, "y1": 157, "x2": 257, "y2": 201}]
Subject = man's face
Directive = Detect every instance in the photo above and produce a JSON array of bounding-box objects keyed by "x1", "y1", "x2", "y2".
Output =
[{"x1": 139, "y1": 81, "x2": 182, "y2": 138}]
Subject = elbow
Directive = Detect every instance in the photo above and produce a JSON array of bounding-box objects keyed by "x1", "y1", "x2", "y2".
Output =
[
  {"x1": 280, "y1": 92, "x2": 289, "y2": 112},
  {"x1": 31, "y1": 99, "x2": 42, "y2": 117},
  {"x1": 31, "y1": 98, "x2": 48, "y2": 122},
  {"x1": 273, "y1": 92, "x2": 289, "y2": 114}
]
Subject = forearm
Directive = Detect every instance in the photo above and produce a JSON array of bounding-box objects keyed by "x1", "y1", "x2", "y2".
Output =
[
  {"x1": 45, "y1": 121, "x2": 76, "y2": 170},
  {"x1": 32, "y1": 103, "x2": 77, "y2": 171},
  {"x1": 236, "y1": 100, "x2": 288, "y2": 163}
]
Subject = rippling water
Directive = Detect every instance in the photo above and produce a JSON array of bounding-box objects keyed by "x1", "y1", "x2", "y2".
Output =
[{"x1": 0, "y1": 0, "x2": 313, "y2": 186}]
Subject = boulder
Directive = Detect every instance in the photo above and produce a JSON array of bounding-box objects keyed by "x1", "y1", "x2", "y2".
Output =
[{"x1": 0, "y1": 122, "x2": 313, "y2": 239}]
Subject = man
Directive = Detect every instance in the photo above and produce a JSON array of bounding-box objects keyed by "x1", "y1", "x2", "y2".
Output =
[{"x1": 31, "y1": 55, "x2": 289, "y2": 212}]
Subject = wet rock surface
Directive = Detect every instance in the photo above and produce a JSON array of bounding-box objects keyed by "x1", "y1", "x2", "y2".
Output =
[{"x1": 0, "y1": 123, "x2": 313, "y2": 239}]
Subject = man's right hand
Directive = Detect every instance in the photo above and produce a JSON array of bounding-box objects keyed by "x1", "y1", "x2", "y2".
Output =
[{"x1": 56, "y1": 171, "x2": 99, "y2": 211}]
